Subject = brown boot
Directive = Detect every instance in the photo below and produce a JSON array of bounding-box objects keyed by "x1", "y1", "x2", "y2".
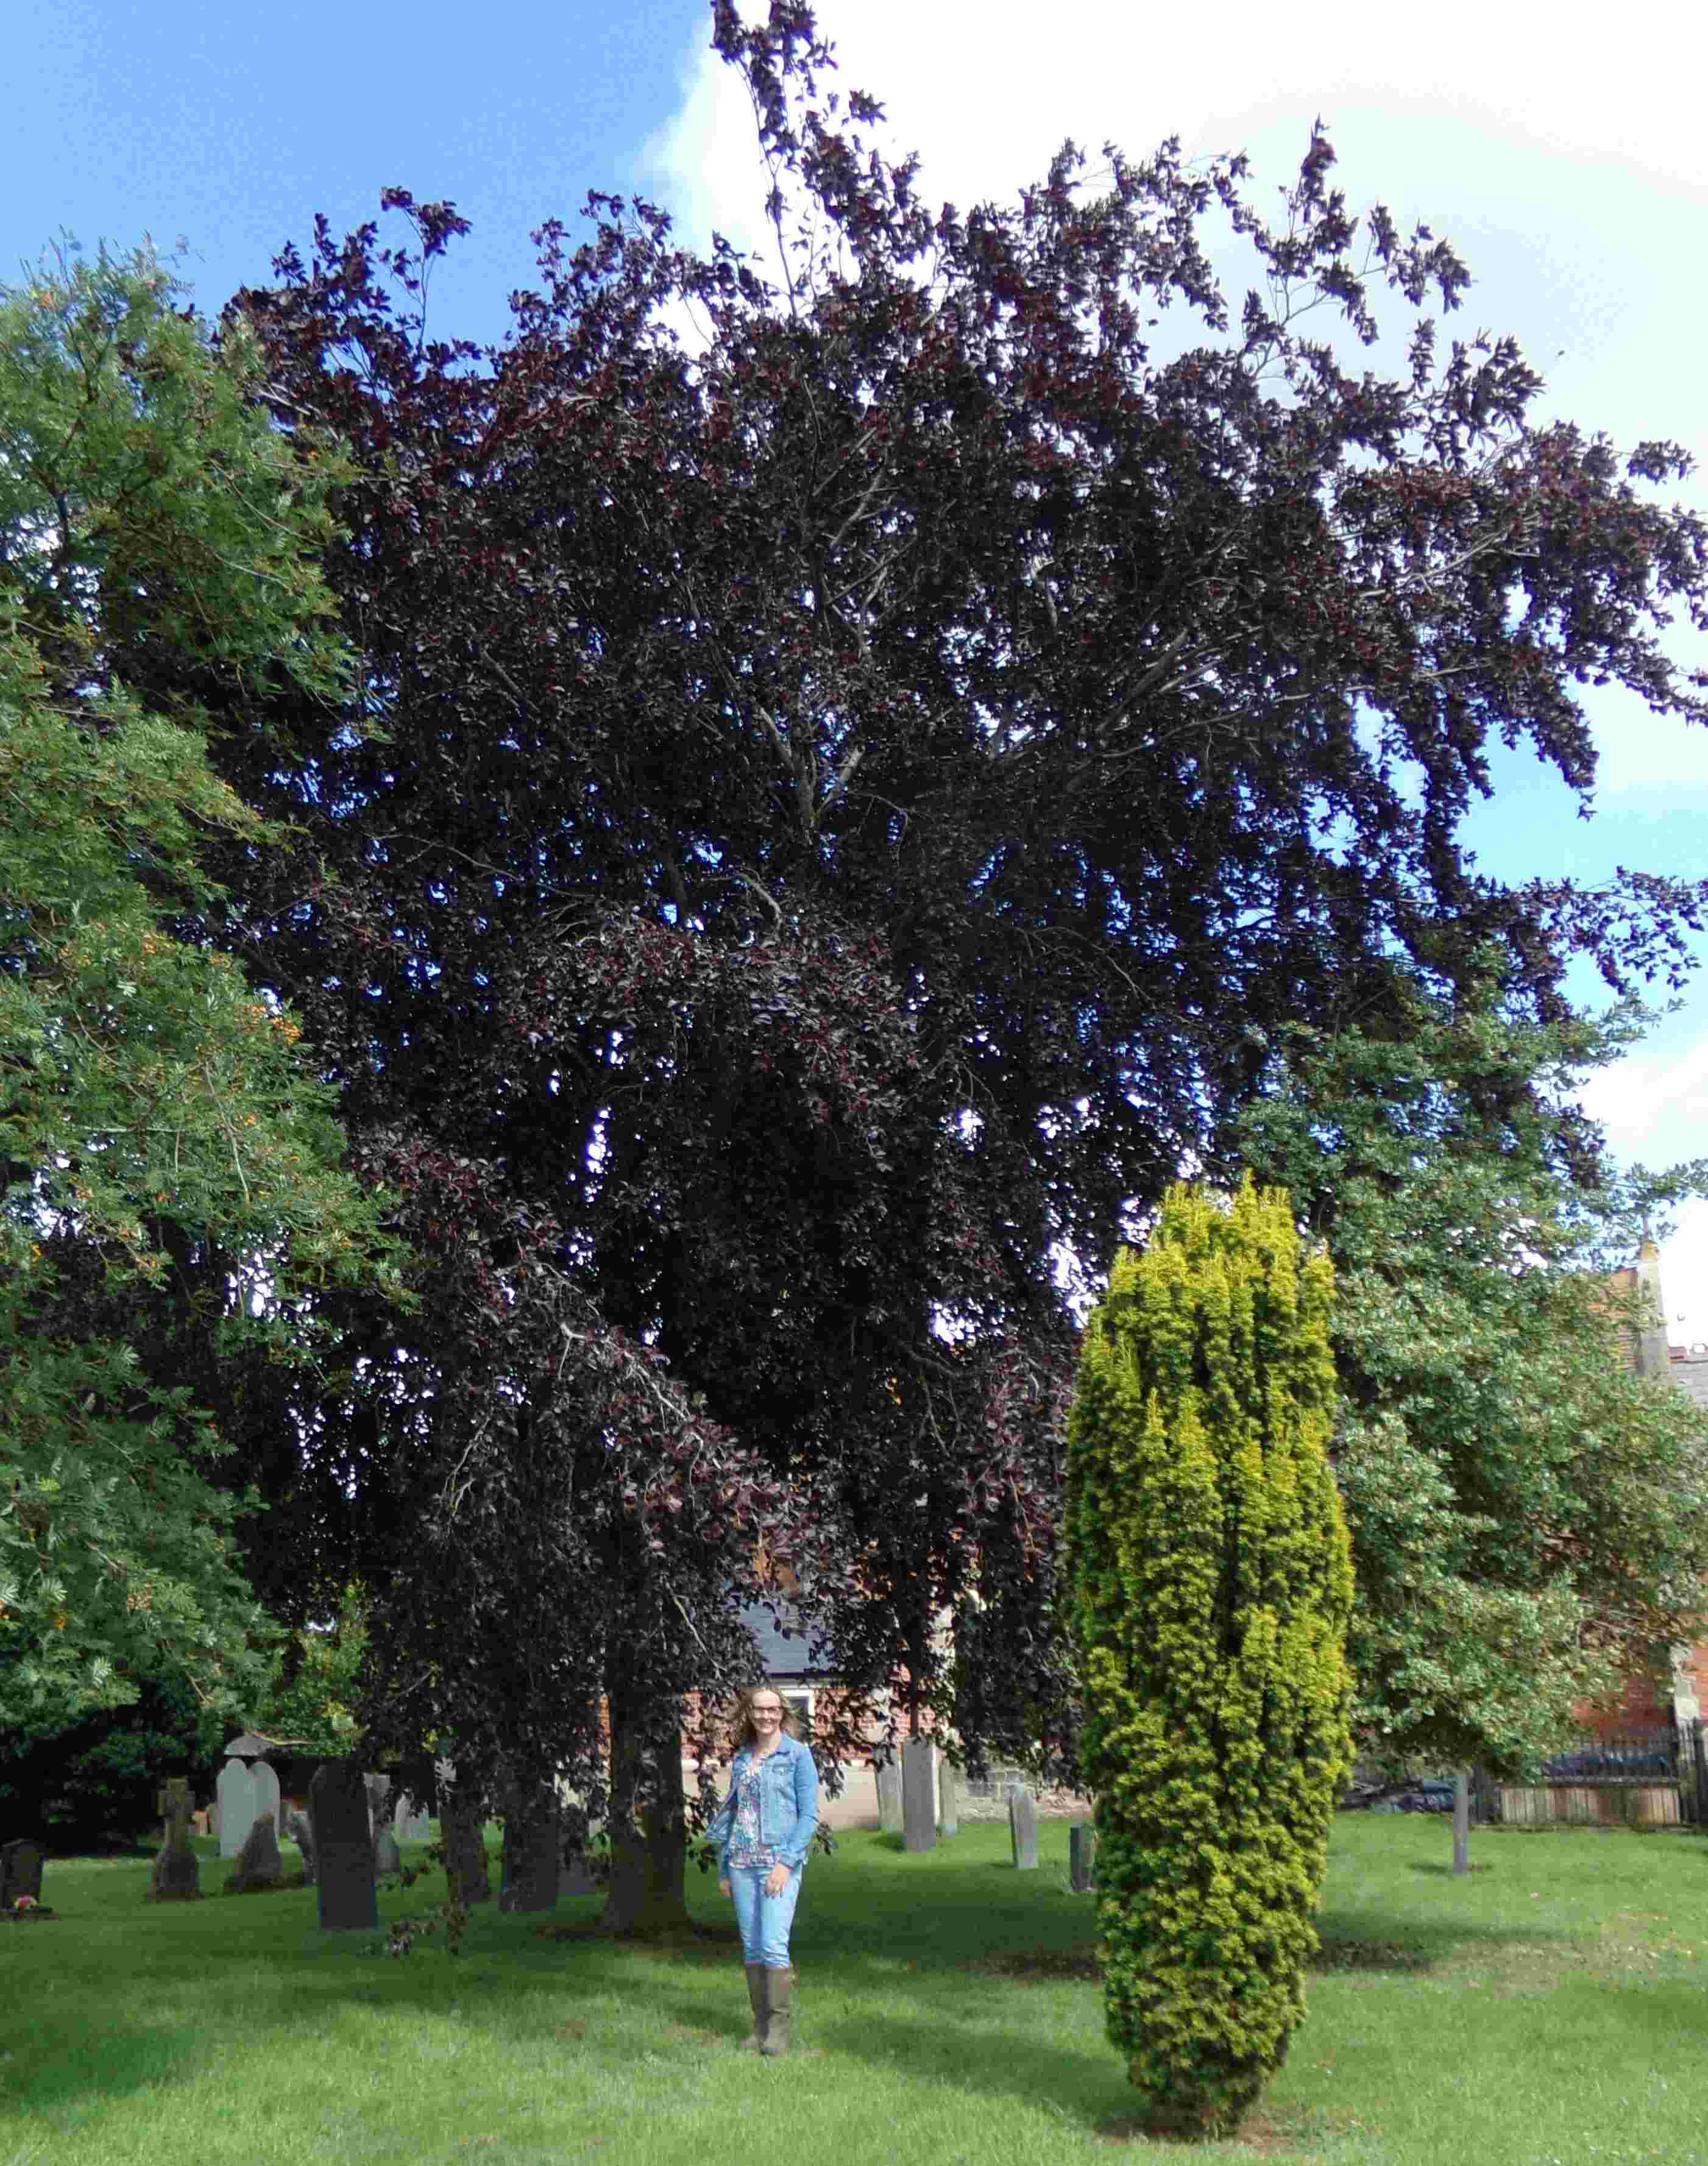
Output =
[
  {"x1": 759, "y1": 1965, "x2": 790, "y2": 2056},
  {"x1": 739, "y1": 1962, "x2": 769, "y2": 2052}
]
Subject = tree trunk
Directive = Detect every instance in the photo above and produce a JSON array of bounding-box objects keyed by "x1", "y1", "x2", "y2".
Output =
[
  {"x1": 1451, "y1": 1765, "x2": 1470, "y2": 1875},
  {"x1": 440, "y1": 1784, "x2": 492, "y2": 1907},
  {"x1": 905, "y1": 1614, "x2": 929, "y2": 1739},
  {"x1": 601, "y1": 1681, "x2": 692, "y2": 1938}
]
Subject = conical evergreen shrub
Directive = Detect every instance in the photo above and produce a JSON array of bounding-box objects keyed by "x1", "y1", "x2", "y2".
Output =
[{"x1": 1065, "y1": 1177, "x2": 1353, "y2": 2136}]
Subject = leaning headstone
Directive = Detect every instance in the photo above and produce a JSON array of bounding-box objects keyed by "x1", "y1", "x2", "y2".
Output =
[
  {"x1": 309, "y1": 1758, "x2": 378, "y2": 1931},
  {"x1": 286, "y1": 1808, "x2": 317, "y2": 1883},
  {"x1": 559, "y1": 1847, "x2": 599, "y2": 1897},
  {"x1": 441, "y1": 1794, "x2": 492, "y2": 1906},
  {"x1": 364, "y1": 1773, "x2": 392, "y2": 1841},
  {"x1": 216, "y1": 1756, "x2": 258, "y2": 1860},
  {"x1": 392, "y1": 1791, "x2": 431, "y2": 1844},
  {"x1": 500, "y1": 1780, "x2": 561, "y2": 1914},
  {"x1": 874, "y1": 1755, "x2": 902, "y2": 1834},
  {"x1": 147, "y1": 1780, "x2": 200, "y2": 1901},
  {"x1": 937, "y1": 1758, "x2": 960, "y2": 1838},
  {"x1": 1069, "y1": 1820, "x2": 1097, "y2": 1892},
  {"x1": 1008, "y1": 1783, "x2": 1039, "y2": 1870},
  {"x1": 250, "y1": 1758, "x2": 282, "y2": 1833},
  {"x1": 901, "y1": 1738, "x2": 937, "y2": 1852},
  {"x1": 1, "y1": 1838, "x2": 45, "y2": 1910},
  {"x1": 228, "y1": 1809, "x2": 283, "y2": 1893}
]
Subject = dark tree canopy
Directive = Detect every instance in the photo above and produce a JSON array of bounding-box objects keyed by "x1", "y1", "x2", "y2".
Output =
[{"x1": 136, "y1": 2, "x2": 1708, "y2": 1909}]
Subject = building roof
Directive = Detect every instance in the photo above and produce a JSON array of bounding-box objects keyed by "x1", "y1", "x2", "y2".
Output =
[{"x1": 738, "y1": 1600, "x2": 820, "y2": 1680}]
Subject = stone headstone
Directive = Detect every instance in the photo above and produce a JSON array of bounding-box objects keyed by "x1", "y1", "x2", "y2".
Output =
[
  {"x1": 147, "y1": 1778, "x2": 200, "y2": 1901},
  {"x1": 228, "y1": 1809, "x2": 283, "y2": 1893},
  {"x1": 393, "y1": 1791, "x2": 431, "y2": 1844},
  {"x1": 901, "y1": 1738, "x2": 937, "y2": 1852},
  {"x1": 559, "y1": 1847, "x2": 599, "y2": 1897},
  {"x1": 1069, "y1": 1820, "x2": 1097, "y2": 1892},
  {"x1": 286, "y1": 1809, "x2": 317, "y2": 1883},
  {"x1": 441, "y1": 1794, "x2": 492, "y2": 1907},
  {"x1": 251, "y1": 1758, "x2": 282, "y2": 1831},
  {"x1": 499, "y1": 1780, "x2": 560, "y2": 1914},
  {"x1": 216, "y1": 1756, "x2": 257, "y2": 1860},
  {"x1": 373, "y1": 1822, "x2": 402, "y2": 1875},
  {"x1": 309, "y1": 1758, "x2": 378, "y2": 1931},
  {"x1": 1, "y1": 1838, "x2": 44, "y2": 1910},
  {"x1": 1008, "y1": 1783, "x2": 1038, "y2": 1870},
  {"x1": 364, "y1": 1773, "x2": 392, "y2": 1839},
  {"x1": 874, "y1": 1755, "x2": 902, "y2": 1834},
  {"x1": 937, "y1": 1758, "x2": 960, "y2": 1838}
]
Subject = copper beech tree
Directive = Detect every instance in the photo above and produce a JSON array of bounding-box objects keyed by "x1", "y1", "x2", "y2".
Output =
[{"x1": 135, "y1": 3, "x2": 1708, "y2": 1928}]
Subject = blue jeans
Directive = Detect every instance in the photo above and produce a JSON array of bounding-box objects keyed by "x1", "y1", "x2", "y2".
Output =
[{"x1": 729, "y1": 1862, "x2": 802, "y2": 1967}]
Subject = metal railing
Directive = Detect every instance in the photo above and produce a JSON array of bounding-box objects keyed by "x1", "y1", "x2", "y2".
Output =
[{"x1": 1492, "y1": 1725, "x2": 1703, "y2": 1828}]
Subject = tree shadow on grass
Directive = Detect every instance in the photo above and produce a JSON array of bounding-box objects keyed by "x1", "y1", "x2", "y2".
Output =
[{"x1": 2, "y1": 1829, "x2": 1657, "y2": 2135}]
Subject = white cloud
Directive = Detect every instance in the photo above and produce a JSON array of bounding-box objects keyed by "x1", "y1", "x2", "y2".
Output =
[
  {"x1": 1578, "y1": 1036, "x2": 1708, "y2": 1169},
  {"x1": 1568, "y1": 1039, "x2": 1708, "y2": 1340},
  {"x1": 648, "y1": 3, "x2": 1708, "y2": 254},
  {"x1": 1659, "y1": 1198, "x2": 1708, "y2": 1352}
]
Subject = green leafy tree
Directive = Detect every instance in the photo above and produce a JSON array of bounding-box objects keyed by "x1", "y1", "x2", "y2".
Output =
[
  {"x1": 1065, "y1": 1179, "x2": 1354, "y2": 2137},
  {"x1": 1232, "y1": 975, "x2": 1708, "y2": 1774},
  {"x1": 0, "y1": 243, "x2": 403, "y2": 1730},
  {"x1": 251, "y1": 1586, "x2": 367, "y2": 1753},
  {"x1": 0, "y1": 1658, "x2": 225, "y2": 1848}
]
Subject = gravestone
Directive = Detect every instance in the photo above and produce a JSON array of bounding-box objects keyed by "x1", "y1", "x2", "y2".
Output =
[
  {"x1": 250, "y1": 1758, "x2": 282, "y2": 1833},
  {"x1": 373, "y1": 1821, "x2": 402, "y2": 1875},
  {"x1": 228, "y1": 1809, "x2": 283, "y2": 1893},
  {"x1": 559, "y1": 1847, "x2": 599, "y2": 1897},
  {"x1": 309, "y1": 1758, "x2": 378, "y2": 1931},
  {"x1": 499, "y1": 1780, "x2": 560, "y2": 1914},
  {"x1": 1069, "y1": 1820, "x2": 1097, "y2": 1892},
  {"x1": 148, "y1": 1779, "x2": 200, "y2": 1901},
  {"x1": 1008, "y1": 1783, "x2": 1039, "y2": 1870},
  {"x1": 937, "y1": 1758, "x2": 960, "y2": 1838},
  {"x1": 441, "y1": 1794, "x2": 492, "y2": 1906},
  {"x1": 1, "y1": 1838, "x2": 44, "y2": 1909},
  {"x1": 874, "y1": 1755, "x2": 902, "y2": 1834},
  {"x1": 364, "y1": 1773, "x2": 392, "y2": 1839},
  {"x1": 901, "y1": 1738, "x2": 937, "y2": 1852},
  {"x1": 393, "y1": 1790, "x2": 431, "y2": 1844},
  {"x1": 286, "y1": 1808, "x2": 317, "y2": 1883},
  {"x1": 216, "y1": 1756, "x2": 257, "y2": 1860}
]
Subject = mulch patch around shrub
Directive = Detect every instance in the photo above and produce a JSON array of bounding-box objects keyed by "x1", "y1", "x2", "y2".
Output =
[
  {"x1": 1309, "y1": 1937, "x2": 1432, "y2": 1973},
  {"x1": 968, "y1": 1945, "x2": 1102, "y2": 1982}
]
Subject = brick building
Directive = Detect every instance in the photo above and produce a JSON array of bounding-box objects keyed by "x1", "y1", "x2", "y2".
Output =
[{"x1": 1583, "y1": 1239, "x2": 1708, "y2": 1736}]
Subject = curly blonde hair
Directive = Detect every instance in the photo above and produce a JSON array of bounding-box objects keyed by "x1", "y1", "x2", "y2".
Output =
[{"x1": 731, "y1": 1683, "x2": 797, "y2": 1754}]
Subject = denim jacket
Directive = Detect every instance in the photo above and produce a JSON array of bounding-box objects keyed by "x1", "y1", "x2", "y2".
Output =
[{"x1": 707, "y1": 1732, "x2": 819, "y2": 1875}]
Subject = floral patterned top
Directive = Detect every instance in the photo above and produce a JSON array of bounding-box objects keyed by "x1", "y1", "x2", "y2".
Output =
[{"x1": 725, "y1": 1750, "x2": 781, "y2": 1869}]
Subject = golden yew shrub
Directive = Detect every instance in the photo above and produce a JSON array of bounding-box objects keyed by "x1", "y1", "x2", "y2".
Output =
[{"x1": 1065, "y1": 1177, "x2": 1354, "y2": 2136}]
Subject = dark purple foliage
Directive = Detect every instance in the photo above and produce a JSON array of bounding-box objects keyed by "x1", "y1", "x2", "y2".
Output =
[{"x1": 140, "y1": 5, "x2": 1708, "y2": 1913}]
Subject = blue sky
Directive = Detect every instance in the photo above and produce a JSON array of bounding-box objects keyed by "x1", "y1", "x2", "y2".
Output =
[{"x1": 14, "y1": 0, "x2": 1708, "y2": 1329}]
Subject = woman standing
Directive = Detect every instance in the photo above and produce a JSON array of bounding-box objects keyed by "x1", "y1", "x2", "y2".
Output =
[{"x1": 707, "y1": 1685, "x2": 819, "y2": 2056}]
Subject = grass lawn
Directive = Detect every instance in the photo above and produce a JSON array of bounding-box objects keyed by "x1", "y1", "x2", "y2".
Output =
[{"x1": 4, "y1": 1813, "x2": 1708, "y2": 2165}]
